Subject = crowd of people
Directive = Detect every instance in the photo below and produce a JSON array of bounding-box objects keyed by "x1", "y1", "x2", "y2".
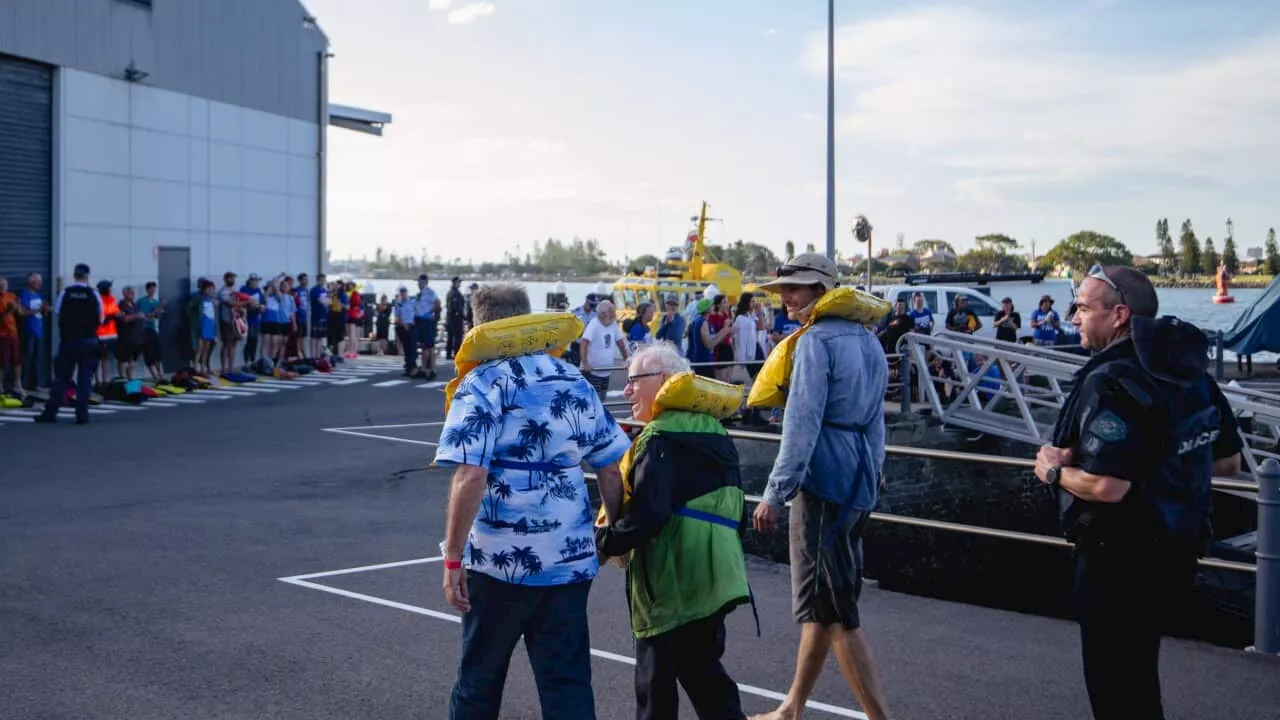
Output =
[{"x1": 432, "y1": 255, "x2": 1239, "y2": 720}]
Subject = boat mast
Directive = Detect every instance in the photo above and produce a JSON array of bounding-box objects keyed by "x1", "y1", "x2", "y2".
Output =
[{"x1": 692, "y1": 200, "x2": 709, "y2": 280}]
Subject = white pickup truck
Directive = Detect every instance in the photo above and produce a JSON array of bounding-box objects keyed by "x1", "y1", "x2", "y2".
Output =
[{"x1": 868, "y1": 277, "x2": 1078, "y2": 344}]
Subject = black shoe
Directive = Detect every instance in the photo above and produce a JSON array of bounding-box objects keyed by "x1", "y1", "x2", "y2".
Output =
[
  {"x1": 33, "y1": 414, "x2": 56, "y2": 423},
  {"x1": 76, "y1": 416, "x2": 90, "y2": 425}
]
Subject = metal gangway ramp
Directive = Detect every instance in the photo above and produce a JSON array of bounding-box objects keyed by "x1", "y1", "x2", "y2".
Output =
[{"x1": 898, "y1": 331, "x2": 1280, "y2": 478}]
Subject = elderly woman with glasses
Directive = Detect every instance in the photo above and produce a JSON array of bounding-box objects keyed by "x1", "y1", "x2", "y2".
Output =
[{"x1": 597, "y1": 342, "x2": 751, "y2": 720}]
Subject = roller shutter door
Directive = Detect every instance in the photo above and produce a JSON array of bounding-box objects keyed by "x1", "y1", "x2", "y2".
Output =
[{"x1": 0, "y1": 55, "x2": 53, "y2": 289}]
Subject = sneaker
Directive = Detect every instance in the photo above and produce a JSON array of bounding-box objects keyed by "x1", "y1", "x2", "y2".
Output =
[{"x1": 33, "y1": 414, "x2": 56, "y2": 424}]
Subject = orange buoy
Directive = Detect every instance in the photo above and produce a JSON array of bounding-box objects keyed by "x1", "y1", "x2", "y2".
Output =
[{"x1": 1212, "y1": 295, "x2": 1236, "y2": 304}]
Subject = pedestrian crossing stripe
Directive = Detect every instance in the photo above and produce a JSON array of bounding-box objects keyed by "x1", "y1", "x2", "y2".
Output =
[{"x1": 0, "y1": 361, "x2": 402, "y2": 424}]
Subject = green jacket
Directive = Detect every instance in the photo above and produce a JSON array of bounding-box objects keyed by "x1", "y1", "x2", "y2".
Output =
[{"x1": 596, "y1": 410, "x2": 750, "y2": 639}]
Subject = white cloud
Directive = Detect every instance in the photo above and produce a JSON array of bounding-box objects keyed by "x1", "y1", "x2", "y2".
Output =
[
  {"x1": 803, "y1": 7, "x2": 1280, "y2": 205},
  {"x1": 448, "y1": 1, "x2": 496, "y2": 25},
  {"x1": 426, "y1": 0, "x2": 455, "y2": 9},
  {"x1": 766, "y1": 28, "x2": 777, "y2": 36}
]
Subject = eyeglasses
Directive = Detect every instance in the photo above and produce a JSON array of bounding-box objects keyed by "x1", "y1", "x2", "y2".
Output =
[
  {"x1": 1087, "y1": 264, "x2": 1126, "y2": 305},
  {"x1": 627, "y1": 371, "x2": 665, "y2": 384},
  {"x1": 775, "y1": 264, "x2": 835, "y2": 279}
]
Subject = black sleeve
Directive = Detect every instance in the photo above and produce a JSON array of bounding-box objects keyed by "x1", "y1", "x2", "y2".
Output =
[
  {"x1": 1012, "y1": 312, "x2": 1022, "y2": 328},
  {"x1": 1073, "y1": 372, "x2": 1162, "y2": 485},
  {"x1": 1209, "y1": 380, "x2": 1244, "y2": 460},
  {"x1": 596, "y1": 436, "x2": 676, "y2": 557}
]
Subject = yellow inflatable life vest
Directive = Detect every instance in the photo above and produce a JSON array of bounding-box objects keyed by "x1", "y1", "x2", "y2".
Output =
[
  {"x1": 747, "y1": 287, "x2": 892, "y2": 409},
  {"x1": 594, "y1": 372, "x2": 744, "y2": 527},
  {"x1": 443, "y1": 312, "x2": 583, "y2": 414}
]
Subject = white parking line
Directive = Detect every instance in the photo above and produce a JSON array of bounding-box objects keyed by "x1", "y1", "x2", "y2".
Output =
[
  {"x1": 278, "y1": 557, "x2": 867, "y2": 719},
  {"x1": 321, "y1": 428, "x2": 439, "y2": 446},
  {"x1": 327, "y1": 378, "x2": 367, "y2": 386},
  {"x1": 417, "y1": 381, "x2": 448, "y2": 390},
  {"x1": 372, "y1": 380, "x2": 409, "y2": 388}
]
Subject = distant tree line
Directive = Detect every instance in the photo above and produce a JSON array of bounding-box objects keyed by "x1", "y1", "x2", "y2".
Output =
[{"x1": 336, "y1": 218, "x2": 1280, "y2": 281}]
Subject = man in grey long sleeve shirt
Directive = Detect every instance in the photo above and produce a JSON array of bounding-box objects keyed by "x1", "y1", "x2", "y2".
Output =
[{"x1": 750, "y1": 253, "x2": 891, "y2": 720}]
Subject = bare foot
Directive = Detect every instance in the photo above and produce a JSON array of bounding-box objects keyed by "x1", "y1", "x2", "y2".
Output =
[{"x1": 749, "y1": 709, "x2": 799, "y2": 720}]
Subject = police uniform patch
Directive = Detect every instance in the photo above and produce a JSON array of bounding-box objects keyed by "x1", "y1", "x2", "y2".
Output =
[{"x1": 1086, "y1": 410, "x2": 1128, "y2": 443}]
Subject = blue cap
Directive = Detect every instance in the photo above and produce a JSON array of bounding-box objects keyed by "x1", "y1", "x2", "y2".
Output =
[{"x1": 74, "y1": 263, "x2": 90, "y2": 277}]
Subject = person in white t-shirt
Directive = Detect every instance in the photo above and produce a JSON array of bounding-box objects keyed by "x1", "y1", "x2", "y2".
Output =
[
  {"x1": 733, "y1": 293, "x2": 768, "y2": 424},
  {"x1": 580, "y1": 300, "x2": 629, "y2": 400}
]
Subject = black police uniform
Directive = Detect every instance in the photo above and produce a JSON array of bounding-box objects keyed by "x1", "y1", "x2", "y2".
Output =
[
  {"x1": 1050, "y1": 316, "x2": 1242, "y2": 720},
  {"x1": 38, "y1": 281, "x2": 103, "y2": 423}
]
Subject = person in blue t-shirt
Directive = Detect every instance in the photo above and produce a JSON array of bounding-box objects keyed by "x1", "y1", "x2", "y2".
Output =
[
  {"x1": 18, "y1": 272, "x2": 50, "y2": 390},
  {"x1": 626, "y1": 302, "x2": 655, "y2": 349},
  {"x1": 293, "y1": 273, "x2": 310, "y2": 360},
  {"x1": 198, "y1": 280, "x2": 218, "y2": 375},
  {"x1": 907, "y1": 292, "x2": 934, "y2": 334},
  {"x1": 1030, "y1": 295, "x2": 1061, "y2": 346},
  {"x1": 240, "y1": 274, "x2": 265, "y2": 366},
  {"x1": 309, "y1": 273, "x2": 330, "y2": 359},
  {"x1": 770, "y1": 310, "x2": 802, "y2": 345}
]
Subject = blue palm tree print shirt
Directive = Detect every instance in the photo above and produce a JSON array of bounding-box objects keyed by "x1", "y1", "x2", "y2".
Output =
[{"x1": 434, "y1": 352, "x2": 631, "y2": 587}]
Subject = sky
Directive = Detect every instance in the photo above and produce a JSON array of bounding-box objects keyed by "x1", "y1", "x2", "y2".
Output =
[{"x1": 303, "y1": 0, "x2": 1280, "y2": 265}]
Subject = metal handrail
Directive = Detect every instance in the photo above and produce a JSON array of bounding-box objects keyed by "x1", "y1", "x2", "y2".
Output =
[{"x1": 612, "y1": 418, "x2": 1259, "y2": 492}]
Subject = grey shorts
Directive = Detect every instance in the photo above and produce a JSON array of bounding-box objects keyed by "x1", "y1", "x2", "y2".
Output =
[{"x1": 789, "y1": 489, "x2": 868, "y2": 629}]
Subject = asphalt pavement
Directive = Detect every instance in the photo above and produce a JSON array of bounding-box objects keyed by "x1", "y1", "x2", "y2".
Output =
[{"x1": 2, "y1": 357, "x2": 1278, "y2": 720}]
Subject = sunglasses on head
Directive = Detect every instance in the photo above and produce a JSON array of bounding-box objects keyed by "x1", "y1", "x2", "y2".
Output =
[
  {"x1": 1088, "y1": 264, "x2": 1127, "y2": 305},
  {"x1": 775, "y1": 264, "x2": 834, "y2": 279}
]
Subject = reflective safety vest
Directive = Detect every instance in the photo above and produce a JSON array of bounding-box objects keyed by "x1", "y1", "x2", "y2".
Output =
[{"x1": 98, "y1": 294, "x2": 119, "y2": 340}]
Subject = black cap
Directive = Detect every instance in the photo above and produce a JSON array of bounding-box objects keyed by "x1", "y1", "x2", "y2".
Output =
[
  {"x1": 451, "y1": 276, "x2": 460, "y2": 283},
  {"x1": 73, "y1": 263, "x2": 91, "y2": 277},
  {"x1": 418, "y1": 273, "x2": 429, "y2": 282}
]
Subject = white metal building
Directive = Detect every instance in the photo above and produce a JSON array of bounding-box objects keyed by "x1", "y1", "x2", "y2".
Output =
[{"x1": 0, "y1": 0, "x2": 387, "y2": 373}]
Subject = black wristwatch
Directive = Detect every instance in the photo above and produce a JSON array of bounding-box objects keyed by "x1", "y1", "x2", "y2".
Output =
[{"x1": 1046, "y1": 465, "x2": 1062, "y2": 487}]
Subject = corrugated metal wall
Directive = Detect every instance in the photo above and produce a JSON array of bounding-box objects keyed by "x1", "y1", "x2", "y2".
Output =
[
  {"x1": 0, "y1": 0, "x2": 326, "y2": 122},
  {"x1": 0, "y1": 54, "x2": 52, "y2": 289}
]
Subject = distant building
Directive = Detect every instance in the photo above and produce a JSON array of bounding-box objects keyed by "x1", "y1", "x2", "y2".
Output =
[
  {"x1": 1247, "y1": 247, "x2": 1264, "y2": 260},
  {"x1": 0, "y1": 0, "x2": 389, "y2": 372}
]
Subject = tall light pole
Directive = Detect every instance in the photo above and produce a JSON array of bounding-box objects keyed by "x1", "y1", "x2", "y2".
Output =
[{"x1": 825, "y1": 0, "x2": 836, "y2": 261}]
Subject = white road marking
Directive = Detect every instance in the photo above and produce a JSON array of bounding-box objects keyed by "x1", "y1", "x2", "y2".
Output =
[
  {"x1": 327, "y1": 378, "x2": 367, "y2": 386},
  {"x1": 417, "y1": 381, "x2": 448, "y2": 390},
  {"x1": 279, "y1": 558, "x2": 867, "y2": 719},
  {"x1": 321, "y1": 428, "x2": 439, "y2": 446},
  {"x1": 326, "y1": 421, "x2": 446, "y2": 431},
  {"x1": 372, "y1": 380, "x2": 409, "y2": 387}
]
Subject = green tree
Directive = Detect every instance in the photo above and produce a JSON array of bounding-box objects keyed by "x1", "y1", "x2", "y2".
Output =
[
  {"x1": 1201, "y1": 237, "x2": 1219, "y2": 275},
  {"x1": 1222, "y1": 218, "x2": 1239, "y2": 274},
  {"x1": 913, "y1": 239, "x2": 957, "y2": 256},
  {"x1": 1267, "y1": 228, "x2": 1280, "y2": 275},
  {"x1": 1039, "y1": 231, "x2": 1133, "y2": 277},
  {"x1": 1179, "y1": 219, "x2": 1201, "y2": 275},
  {"x1": 784, "y1": 240, "x2": 795, "y2": 259},
  {"x1": 1156, "y1": 218, "x2": 1176, "y2": 275},
  {"x1": 804, "y1": 242, "x2": 816, "y2": 254},
  {"x1": 631, "y1": 254, "x2": 661, "y2": 270},
  {"x1": 974, "y1": 233, "x2": 1019, "y2": 253}
]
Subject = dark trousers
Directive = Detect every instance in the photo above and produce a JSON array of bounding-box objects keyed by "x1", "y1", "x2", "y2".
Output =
[
  {"x1": 41, "y1": 338, "x2": 100, "y2": 421},
  {"x1": 242, "y1": 327, "x2": 260, "y2": 365},
  {"x1": 399, "y1": 325, "x2": 417, "y2": 373},
  {"x1": 22, "y1": 332, "x2": 42, "y2": 389},
  {"x1": 451, "y1": 572, "x2": 594, "y2": 720},
  {"x1": 446, "y1": 318, "x2": 464, "y2": 358},
  {"x1": 1072, "y1": 544, "x2": 1196, "y2": 720},
  {"x1": 634, "y1": 612, "x2": 745, "y2": 720}
]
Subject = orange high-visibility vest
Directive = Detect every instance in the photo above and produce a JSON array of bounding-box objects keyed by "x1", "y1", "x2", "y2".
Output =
[{"x1": 98, "y1": 294, "x2": 119, "y2": 340}]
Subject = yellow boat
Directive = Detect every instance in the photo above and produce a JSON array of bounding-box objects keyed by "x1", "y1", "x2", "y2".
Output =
[{"x1": 612, "y1": 201, "x2": 746, "y2": 328}]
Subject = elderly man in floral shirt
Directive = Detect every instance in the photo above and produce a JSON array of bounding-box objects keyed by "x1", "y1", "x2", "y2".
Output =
[{"x1": 434, "y1": 282, "x2": 628, "y2": 720}]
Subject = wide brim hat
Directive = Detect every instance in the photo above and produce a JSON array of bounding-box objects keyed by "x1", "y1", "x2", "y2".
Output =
[{"x1": 756, "y1": 253, "x2": 839, "y2": 291}]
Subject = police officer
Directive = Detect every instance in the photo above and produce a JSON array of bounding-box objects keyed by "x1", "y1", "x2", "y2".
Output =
[
  {"x1": 35, "y1": 263, "x2": 104, "y2": 425},
  {"x1": 1034, "y1": 265, "x2": 1242, "y2": 720}
]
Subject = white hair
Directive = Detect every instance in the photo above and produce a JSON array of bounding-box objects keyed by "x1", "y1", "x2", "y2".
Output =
[
  {"x1": 630, "y1": 342, "x2": 691, "y2": 376},
  {"x1": 596, "y1": 299, "x2": 616, "y2": 313}
]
